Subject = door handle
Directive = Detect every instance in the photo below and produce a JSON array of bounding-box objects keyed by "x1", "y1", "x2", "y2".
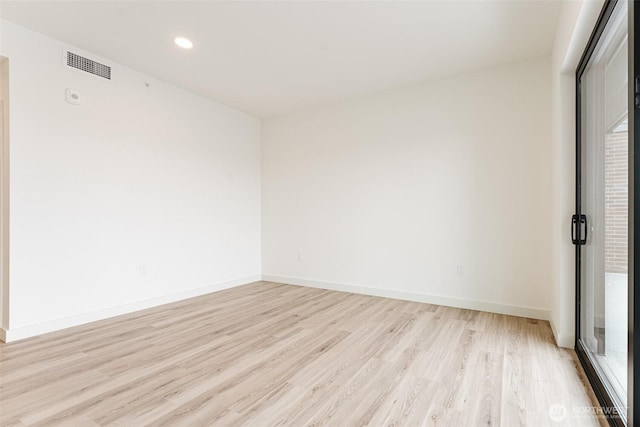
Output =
[
  {"x1": 571, "y1": 214, "x2": 588, "y2": 245},
  {"x1": 579, "y1": 214, "x2": 587, "y2": 244}
]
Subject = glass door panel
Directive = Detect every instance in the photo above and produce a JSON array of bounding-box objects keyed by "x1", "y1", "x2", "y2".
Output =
[{"x1": 578, "y1": 0, "x2": 628, "y2": 416}]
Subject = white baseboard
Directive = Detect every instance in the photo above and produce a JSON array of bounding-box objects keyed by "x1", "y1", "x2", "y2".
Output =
[
  {"x1": 1, "y1": 275, "x2": 261, "y2": 343},
  {"x1": 549, "y1": 314, "x2": 574, "y2": 349},
  {"x1": 262, "y1": 274, "x2": 550, "y2": 321},
  {"x1": 2, "y1": 274, "x2": 557, "y2": 344}
]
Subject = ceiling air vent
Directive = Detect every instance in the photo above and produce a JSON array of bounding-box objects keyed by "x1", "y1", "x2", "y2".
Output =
[{"x1": 66, "y1": 51, "x2": 111, "y2": 80}]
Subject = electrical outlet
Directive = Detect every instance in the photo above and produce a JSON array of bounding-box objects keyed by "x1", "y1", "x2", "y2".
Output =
[
  {"x1": 456, "y1": 264, "x2": 464, "y2": 276},
  {"x1": 297, "y1": 252, "x2": 304, "y2": 262},
  {"x1": 138, "y1": 265, "x2": 147, "y2": 277}
]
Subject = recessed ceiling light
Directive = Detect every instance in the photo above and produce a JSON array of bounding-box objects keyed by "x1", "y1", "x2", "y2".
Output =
[{"x1": 174, "y1": 37, "x2": 193, "y2": 49}]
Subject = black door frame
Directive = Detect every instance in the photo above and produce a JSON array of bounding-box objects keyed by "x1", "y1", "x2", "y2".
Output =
[
  {"x1": 575, "y1": 0, "x2": 635, "y2": 425},
  {"x1": 629, "y1": 0, "x2": 639, "y2": 424}
]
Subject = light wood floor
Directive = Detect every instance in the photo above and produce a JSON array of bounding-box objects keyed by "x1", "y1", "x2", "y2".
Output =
[{"x1": 0, "y1": 281, "x2": 604, "y2": 426}]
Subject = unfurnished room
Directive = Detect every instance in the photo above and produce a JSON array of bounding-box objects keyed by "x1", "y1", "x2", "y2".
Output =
[{"x1": 0, "y1": 0, "x2": 637, "y2": 425}]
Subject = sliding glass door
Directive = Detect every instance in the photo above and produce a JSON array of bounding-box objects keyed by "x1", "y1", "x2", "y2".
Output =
[{"x1": 576, "y1": 0, "x2": 629, "y2": 424}]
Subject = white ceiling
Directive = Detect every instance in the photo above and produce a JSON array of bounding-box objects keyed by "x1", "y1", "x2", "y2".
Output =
[{"x1": 0, "y1": 1, "x2": 561, "y2": 118}]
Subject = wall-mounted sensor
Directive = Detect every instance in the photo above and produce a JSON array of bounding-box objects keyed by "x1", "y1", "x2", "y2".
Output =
[{"x1": 66, "y1": 88, "x2": 81, "y2": 105}]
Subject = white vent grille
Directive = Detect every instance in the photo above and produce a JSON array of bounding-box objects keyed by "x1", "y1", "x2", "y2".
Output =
[{"x1": 66, "y1": 51, "x2": 111, "y2": 80}]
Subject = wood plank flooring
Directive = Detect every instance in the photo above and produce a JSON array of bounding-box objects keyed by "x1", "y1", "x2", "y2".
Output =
[{"x1": 0, "y1": 281, "x2": 605, "y2": 426}]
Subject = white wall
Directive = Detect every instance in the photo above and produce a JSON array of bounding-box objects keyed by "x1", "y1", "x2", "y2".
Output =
[
  {"x1": 549, "y1": 0, "x2": 604, "y2": 348},
  {"x1": 0, "y1": 55, "x2": 9, "y2": 331},
  {"x1": 0, "y1": 21, "x2": 261, "y2": 341},
  {"x1": 262, "y1": 58, "x2": 552, "y2": 319}
]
